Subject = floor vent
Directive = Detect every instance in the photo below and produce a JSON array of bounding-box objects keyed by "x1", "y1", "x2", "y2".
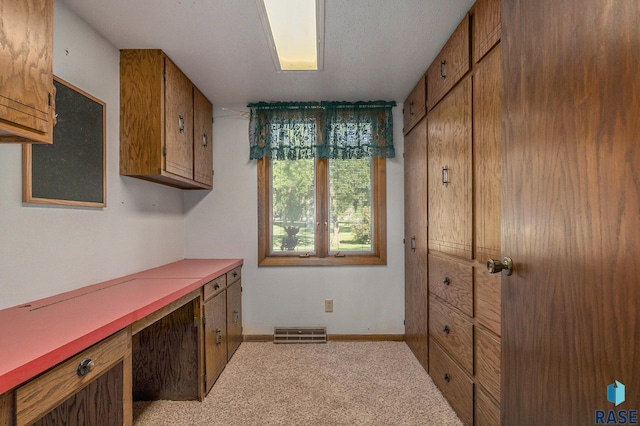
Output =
[{"x1": 273, "y1": 327, "x2": 327, "y2": 344}]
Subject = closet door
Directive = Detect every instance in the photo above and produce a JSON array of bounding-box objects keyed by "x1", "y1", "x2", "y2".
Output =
[
  {"x1": 404, "y1": 117, "x2": 428, "y2": 370},
  {"x1": 501, "y1": 0, "x2": 640, "y2": 424}
]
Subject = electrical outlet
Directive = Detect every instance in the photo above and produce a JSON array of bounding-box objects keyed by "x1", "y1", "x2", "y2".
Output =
[{"x1": 325, "y1": 299, "x2": 333, "y2": 312}]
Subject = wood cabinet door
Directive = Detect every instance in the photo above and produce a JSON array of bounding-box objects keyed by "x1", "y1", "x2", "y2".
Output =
[
  {"x1": 502, "y1": 0, "x2": 640, "y2": 423},
  {"x1": 403, "y1": 117, "x2": 428, "y2": 370},
  {"x1": 193, "y1": 87, "x2": 213, "y2": 186},
  {"x1": 226, "y1": 280, "x2": 242, "y2": 360},
  {"x1": 203, "y1": 291, "x2": 227, "y2": 394},
  {"x1": 403, "y1": 76, "x2": 426, "y2": 135},
  {"x1": 428, "y1": 79, "x2": 472, "y2": 259},
  {"x1": 472, "y1": 0, "x2": 500, "y2": 64},
  {"x1": 473, "y1": 45, "x2": 502, "y2": 264},
  {"x1": 164, "y1": 57, "x2": 194, "y2": 180},
  {"x1": 0, "y1": 0, "x2": 53, "y2": 142}
]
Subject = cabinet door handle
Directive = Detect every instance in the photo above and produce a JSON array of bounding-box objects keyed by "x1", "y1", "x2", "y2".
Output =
[
  {"x1": 214, "y1": 283, "x2": 220, "y2": 290},
  {"x1": 215, "y1": 328, "x2": 222, "y2": 345},
  {"x1": 443, "y1": 325, "x2": 450, "y2": 335},
  {"x1": 233, "y1": 271, "x2": 238, "y2": 278},
  {"x1": 442, "y1": 166, "x2": 449, "y2": 186},
  {"x1": 77, "y1": 358, "x2": 95, "y2": 377},
  {"x1": 443, "y1": 277, "x2": 450, "y2": 286},
  {"x1": 233, "y1": 310, "x2": 239, "y2": 323},
  {"x1": 444, "y1": 373, "x2": 451, "y2": 382},
  {"x1": 178, "y1": 114, "x2": 185, "y2": 133},
  {"x1": 440, "y1": 60, "x2": 447, "y2": 79},
  {"x1": 409, "y1": 101, "x2": 414, "y2": 116},
  {"x1": 203, "y1": 133, "x2": 208, "y2": 147},
  {"x1": 487, "y1": 257, "x2": 514, "y2": 276},
  {"x1": 410, "y1": 236, "x2": 416, "y2": 252}
]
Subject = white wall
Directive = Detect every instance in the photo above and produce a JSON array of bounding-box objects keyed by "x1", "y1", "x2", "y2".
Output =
[
  {"x1": 184, "y1": 107, "x2": 405, "y2": 335},
  {"x1": 0, "y1": 1, "x2": 186, "y2": 309}
]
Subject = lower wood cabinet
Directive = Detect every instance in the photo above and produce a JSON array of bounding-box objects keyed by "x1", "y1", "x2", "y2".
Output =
[
  {"x1": 226, "y1": 278, "x2": 242, "y2": 360},
  {"x1": 15, "y1": 329, "x2": 132, "y2": 426}
]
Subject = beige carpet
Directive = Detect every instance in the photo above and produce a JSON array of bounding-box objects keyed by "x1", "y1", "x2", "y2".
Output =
[{"x1": 133, "y1": 341, "x2": 462, "y2": 426}]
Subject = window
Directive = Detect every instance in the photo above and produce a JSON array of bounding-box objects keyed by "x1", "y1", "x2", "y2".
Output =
[{"x1": 249, "y1": 101, "x2": 395, "y2": 266}]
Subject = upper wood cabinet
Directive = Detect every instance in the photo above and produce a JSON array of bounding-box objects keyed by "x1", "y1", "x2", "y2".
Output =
[
  {"x1": 403, "y1": 75, "x2": 426, "y2": 135},
  {"x1": 0, "y1": 0, "x2": 54, "y2": 144},
  {"x1": 427, "y1": 14, "x2": 470, "y2": 111},
  {"x1": 471, "y1": 0, "x2": 501, "y2": 64},
  {"x1": 427, "y1": 78, "x2": 472, "y2": 260},
  {"x1": 120, "y1": 49, "x2": 213, "y2": 189}
]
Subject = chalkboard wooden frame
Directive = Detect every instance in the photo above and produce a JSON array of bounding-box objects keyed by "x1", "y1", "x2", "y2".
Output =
[{"x1": 22, "y1": 76, "x2": 106, "y2": 207}]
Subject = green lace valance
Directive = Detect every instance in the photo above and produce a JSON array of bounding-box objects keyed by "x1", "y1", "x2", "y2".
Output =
[{"x1": 248, "y1": 101, "x2": 396, "y2": 160}]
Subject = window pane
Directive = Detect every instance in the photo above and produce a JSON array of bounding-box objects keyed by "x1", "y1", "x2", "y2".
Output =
[
  {"x1": 270, "y1": 159, "x2": 316, "y2": 253},
  {"x1": 328, "y1": 158, "x2": 373, "y2": 253}
]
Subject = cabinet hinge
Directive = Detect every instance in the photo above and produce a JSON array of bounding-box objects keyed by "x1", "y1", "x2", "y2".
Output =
[
  {"x1": 203, "y1": 374, "x2": 207, "y2": 384},
  {"x1": 426, "y1": 220, "x2": 429, "y2": 228},
  {"x1": 202, "y1": 316, "x2": 206, "y2": 327},
  {"x1": 163, "y1": 72, "x2": 167, "y2": 81},
  {"x1": 403, "y1": 238, "x2": 405, "y2": 244},
  {"x1": 162, "y1": 146, "x2": 167, "y2": 157},
  {"x1": 48, "y1": 92, "x2": 52, "y2": 107},
  {"x1": 404, "y1": 320, "x2": 406, "y2": 325}
]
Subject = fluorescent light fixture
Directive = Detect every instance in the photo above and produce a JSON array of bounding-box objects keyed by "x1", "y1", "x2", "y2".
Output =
[{"x1": 256, "y1": 0, "x2": 325, "y2": 71}]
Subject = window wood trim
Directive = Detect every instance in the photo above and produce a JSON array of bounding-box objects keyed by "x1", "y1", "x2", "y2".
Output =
[{"x1": 257, "y1": 157, "x2": 387, "y2": 266}]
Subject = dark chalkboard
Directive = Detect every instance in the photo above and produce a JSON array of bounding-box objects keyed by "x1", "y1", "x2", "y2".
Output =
[{"x1": 23, "y1": 76, "x2": 106, "y2": 206}]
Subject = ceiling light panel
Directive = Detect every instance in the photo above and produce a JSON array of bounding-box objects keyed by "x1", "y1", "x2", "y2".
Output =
[{"x1": 257, "y1": 0, "x2": 324, "y2": 71}]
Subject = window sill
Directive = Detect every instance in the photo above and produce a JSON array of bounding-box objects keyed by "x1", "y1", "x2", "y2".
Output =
[{"x1": 258, "y1": 254, "x2": 387, "y2": 267}]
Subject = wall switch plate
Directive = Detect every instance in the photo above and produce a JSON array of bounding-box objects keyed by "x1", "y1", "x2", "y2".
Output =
[{"x1": 325, "y1": 299, "x2": 333, "y2": 312}]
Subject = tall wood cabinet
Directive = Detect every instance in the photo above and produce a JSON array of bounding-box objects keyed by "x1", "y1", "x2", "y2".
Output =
[
  {"x1": 404, "y1": 0, "x2": 502, "y2": 424},
  {"x1": 403, "y1": 75, "x2": 428, "y2": 371},
  {"x1": 0, "y1": 0, "x2": 55, "y2": 144},
  {"x1": 120, "y1": 49, "x2": 213, "y2": 189}
]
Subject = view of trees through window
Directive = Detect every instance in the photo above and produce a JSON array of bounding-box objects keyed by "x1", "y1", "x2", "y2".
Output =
[{"x1": 270, "y1": 158, "x2": 373, "y2": 253}]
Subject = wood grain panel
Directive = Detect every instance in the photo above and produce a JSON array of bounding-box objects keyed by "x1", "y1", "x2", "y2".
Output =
[
  {"x1": 32, "y1": 362, "x2": 124, "y2": 426},
  {"x1": 0, "y1": 0, "x2": 53, "y2": 142},
  {"x1": 428, "y1": 79, "x2": 472, "y2": 259},
  {"x1": 502, "y1": 0, "x2": 640, "y2": 423},
  {"x1": 427, "y1": 14, "x2": 470, "y2": 110},
  {"x1": 403, "y1": 75, "x2": 426, "y2": 135},
  {"x1": 226, "y1": 279, "x2": 242, "y2": 360},
  {"x1": 473, "y1": 45, "x2": 502, "y2": 263},
  {"x1": 428, "y1": 254, "x2": 473, "y2": 316},
  {"x1": 429, "y1": 295, "x2": 473, "y2": 374},
  {"x1": 429, "y1": 339, "x2": 473, "y2": 426},
  {"x1": 404, "y1": 118, "x2": 429, "y2": 370},
  {"x1": 0, "y1": 391, "x2": 14, "y2": 426},
  {"x1": 120, "y1": 49, "x2": 164, "y2": 176},
  {"x1": 132, "y1": 300, "x2": 200, "y2": 401},
  {"x1": 193, "y1": 86, "x2": 213, "y2": 187},
  {"x1": 204, "y1": 291, "x2": 227, "y2": 393},
  {"x1": 476, "y1": 327, "x2": 501, "y2": 402},
  {"x1": 476, "y1": 387, "x2": 500, "y2": 426},
  {"x1": 472, "y1": 0, "x2": 500, "y2": 63},
  {"x1": 475, "y1": 267, "x2": 501, "y2": 336},
  {"x1": 164, "y1": 56, "x2": 194, "y2": 179}
]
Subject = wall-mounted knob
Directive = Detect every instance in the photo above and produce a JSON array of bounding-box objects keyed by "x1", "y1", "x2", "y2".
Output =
[{"x1": 487, "y1": 257, "x2": 514, "y2": 276}]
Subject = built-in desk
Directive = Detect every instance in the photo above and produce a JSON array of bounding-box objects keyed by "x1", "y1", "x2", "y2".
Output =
[{"x1": 0, "y1": 258, "x2": 243, "y2": 425}]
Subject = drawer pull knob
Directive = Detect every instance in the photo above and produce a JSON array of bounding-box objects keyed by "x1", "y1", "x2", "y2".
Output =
[
  {"x1": 444, "y1": 373, "x2": 451, "y2": 382},
  {"x1": 233, "y1": 271, "x2": 238, "y2": 277},
  {"x1": 214, "y1": 283, "x2": 220, "y2": 290},
  {"x1": 443, "y1": 277, "x2": 450, "y2": 286},
  {"x1": 77, "y1": 358, "x2": 95, "y2": 376},
  {"x1": 215, "y1": 328, "x2": 222, "y2": 345},
  {"x1": 443, "y1": 325, "x2": 450, "y2": 335}
]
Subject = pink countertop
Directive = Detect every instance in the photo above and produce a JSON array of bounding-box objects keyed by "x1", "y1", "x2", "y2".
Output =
[{"x1": 0, "y1": 258, "x2": 242, "y2": 395}]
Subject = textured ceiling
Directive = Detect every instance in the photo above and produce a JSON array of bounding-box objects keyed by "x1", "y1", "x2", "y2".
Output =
[{"x1": 60, "y1": 0, "x2": 474, "y2": 111}]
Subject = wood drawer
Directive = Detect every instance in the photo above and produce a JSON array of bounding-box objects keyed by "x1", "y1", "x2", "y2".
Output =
[
  {"x1": 429, "y1": 255, "x2": 473, "y2": 316},
  {"x1": 16, "y1": 329, "x2": 130, "y2": 426},
  {"x1": 429, "y1": 339, "x2": 473, "y2": 426},
  {"x1": 476, "y1": 327, "x2": 501, "y2": 402},
  {"x1": 476, "y1": 387, "x2": 500, "y2": 425},
  {"x1": 427, "y1": 14, "x2": 470, "y2": 110},
  {"x1": 227, "y1": 266, "x2": 242, "y2": 286},
  {"x1": 403, "y1": 75, "x2": 426, "y2": 135},
  {"x1": 203, "y1": 275, "x2": 226, "y2": 301},
  {"x1": 476, "y1": 268, "x2": 501, "y2": 336},
  {"x1": 471, "y1": 0, "x2": 501, "y2": 64},
  {"x1": 429, "y1": 295, "x2": 473, "y2": 374}
]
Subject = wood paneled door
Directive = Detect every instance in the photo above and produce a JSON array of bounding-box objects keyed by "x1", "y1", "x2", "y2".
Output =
[
  {"x1": 501, "y1": 0, "x2": 640, "y2": 424},
  {"x1": 404, "y1": 117, "x2": 428, "y2": 370}
]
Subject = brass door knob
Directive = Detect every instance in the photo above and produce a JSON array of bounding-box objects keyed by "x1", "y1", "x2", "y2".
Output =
[{"x1": 487, "y1": 257, "x2": 514, "y2": 276}]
